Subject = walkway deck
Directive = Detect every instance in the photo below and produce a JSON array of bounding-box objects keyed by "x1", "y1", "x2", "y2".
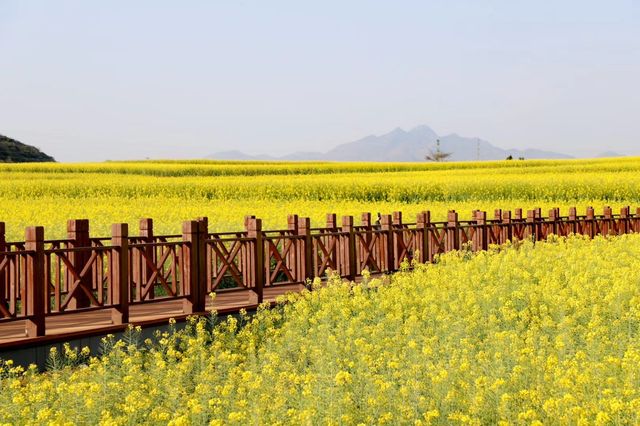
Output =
[{"x1": 0, "y1": 284, "x2": 304, "y2": 349}]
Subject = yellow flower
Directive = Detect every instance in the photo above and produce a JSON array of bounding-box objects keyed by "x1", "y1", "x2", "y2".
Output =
[{"x1": 334, "y1": 370, "x2": 352, "y2": 385}]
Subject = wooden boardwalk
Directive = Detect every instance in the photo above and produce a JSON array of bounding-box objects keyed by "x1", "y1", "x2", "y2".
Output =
[
  {"x1": 0, "y1": 285, "x2": 303, "y2": 348},
  {"x1": 2, "y1": 205, "x2": 639, "y2": 349}
]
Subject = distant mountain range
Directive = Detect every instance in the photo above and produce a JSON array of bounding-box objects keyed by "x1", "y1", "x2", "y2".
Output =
[
  {"x1": 207, "y1": 125, "x2": 583, "y2": 162},
  {"x1": 595, "y1": 150, "x2": 624, "y2": 158},
  {"x1": 0, "y1": 134, "x2": 55, "y2": 163}
]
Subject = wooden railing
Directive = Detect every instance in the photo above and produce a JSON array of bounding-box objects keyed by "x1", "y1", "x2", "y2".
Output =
[{"x1": 1, "y1": 205, "x2": 639, "y2": 345}]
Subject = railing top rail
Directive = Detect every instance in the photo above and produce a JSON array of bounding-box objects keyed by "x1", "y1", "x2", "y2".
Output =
[
  {"x1": 4, "y1": 239, "x2": 71, "y2": 246},
  {"x1": 208, "y1": 231, "x2": 248, "y2": 237},
  {"x1": 129, "y1": 241, "x2": 186, "y2": 248},
  {"x1": 0, "y1": 250, "x2": 35, "y2": 256},
  {"x1": 355, "y1": 229, "x2": 392, "y2": 235},
  {"x1": 5, "y1": 241, "x2": 26, "y2": 246},
  {"x1": 262, "y1": 229, "x2": 296, "y2": 236},
  {"x1": 264, "y1": 234, "x2": 305, "y2": 240},
  {"x1": 390, "y1": 226, "x2": 420, "y2": 232},
  {"x1": 391, "y1": 222, "x2": 417, "y2": 227},
  {"x1": 45, "y1": 245, "x2": 117, "y2": 254},
  {"x1": 312, "y1": 231, "x2": 348, "y2": 236},
  {"x1": 353, "y1": 225, "x2": 382, "y2": 230},
  {"x1": 205, "y1": 236, "x2": 254, "y2": 243},
  {"x1": 127, "y1": 234, "x2": 183, "y2": 240}
]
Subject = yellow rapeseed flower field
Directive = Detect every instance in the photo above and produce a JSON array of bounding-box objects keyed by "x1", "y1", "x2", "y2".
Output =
[
  {"x1": 2, "y1": 235, "x2": 640, "y2": 424},
  {"x1": 1, "y1": 157, "x2": 640, "y2": 240}
]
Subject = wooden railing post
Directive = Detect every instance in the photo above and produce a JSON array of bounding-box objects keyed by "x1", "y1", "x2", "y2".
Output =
[
  {"x1": 196, "y1": 217, "x2": 211, "y2": 297},
  {"x1": 474, "y1": 211, "x2": 487, "y2": 252},
  {"x1": 297, "y1": 217, "x2": 312, "y2": 281},
  {"x1": 324, "y1": 213, "x2": 338, "y2": 275},
  {"x1": 341, "y1": 216, "x2": 356, "y2": 280},
  {"x1": 526, "y1": 210, "x2": 537, "y2": 241},
  {"x1": 243, "y1": 215, "x2": 255, "y2": 229},
  {"x1": 25, "y1": 226, "x2": 45, "y2": 337},
  {"x1": 246, "y1": 218, "x2": 264, "y2": 304},
  {"x1": 620, "y1": 207, "x2": 630, "y2": 235},
  {"x1": 197, "y1": 216, "x2": 209, "y2": 230},
  {"x1": 392, "y1": 211, "x2": 403, "y2": 267},
  {"x1": 361, "y1": 212, "x2": 371, "y2": 228},
  {"x1": 586, "y1": 207, "x2": 595, "y2": 238},
  {"x1": 569, "y1": 207, "x2": 577, "y2": 234},
  {"x1": 416, "y1": 212, "x2": 429, "y2": 263},
  {"x1": 445, "y1": 211, "x2": 460, "y2": 252},
  {"x1": 287, "y1": 215, "x2": 298, "y2": 229},
  {"x1": 110, "y1": 223, "x2": 129, "y2": 324},
  {"x1": 548, "y1": 208, "x2": 558, "y2": 237},
  {"x1": 326, "y1": 214, "x2": 337, "y2": 229},
  {"x1": 634, "y1": 208, "x2": 640, "y2": 233},
  {"x1": 197, "y1": 217, "x2": 209, "y2": 303},
  {"x1": 140, "y1": 217, "x2": 154, "y2": 239},
  {"x1": 494, "y1": 209, "x2": 502, "y2": 223},
  {"x1": 242, "y1": 215, "x2": 256, "y2": 287},
  {"x1": 0, "y1": 222, "x2": 5, "y2": 301},
  {"x1": 182, "y1": 220, "x2": 206, "y2": 313},
  {"x1": 67, "y1": 219, "x2": 92, "y2": 309},
  {"x1": 287, "y1": 214, "x2": 299, "y2": 276},
  {"x1": 603, "y1": 206, "x2": 613, "y2": 235},
  {"x1": 392, "y1": 211, "x2": 402, "y2": 225},
  {"x1": 502, "y1": 211, "x2": 512, "y2": 242},
  {"x1": 135, "y1": 218, "x2": 154, "y2": 300},
  {"x1": 514, "y1": 208, "x2": 523, "y2": 221},
  {"x1": 359, "y1": 213, "x2": 372, "y2": 273},
  {"x1": 557, "y1": 207, "x2": 562, "y2": 233},
  {"x1": 379, "y1": 214, "x2": 393, "y2": 272}
]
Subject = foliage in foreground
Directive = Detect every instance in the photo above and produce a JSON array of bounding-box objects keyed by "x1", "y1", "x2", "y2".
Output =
[{"x1": 2, "y1": 235, "x2": 640, "y2": 425}]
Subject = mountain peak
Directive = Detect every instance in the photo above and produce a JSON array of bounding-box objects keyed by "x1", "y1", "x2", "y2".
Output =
[
  {"x1": 387, "y1": 127, "x2": 407, "y2": 136},
  {"x1": 410, "y1": 124, "x2": 435, "y2": 132},
  {"x1": 596, "y1": 151, "x2": 624, "y2": 158},
  {"x1": 207, "y1": 125, "x2": 573, "y2": 162},
  {"x1": 408, "y1": 125, "x2": 438, "y2": 140}
]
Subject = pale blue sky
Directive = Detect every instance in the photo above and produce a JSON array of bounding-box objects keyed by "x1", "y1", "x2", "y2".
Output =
[{"x1": 1, "y1": 1, "x2": 638, "y2": 161}]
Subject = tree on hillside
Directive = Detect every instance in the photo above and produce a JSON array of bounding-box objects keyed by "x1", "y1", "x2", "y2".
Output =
[
  {"x1": 425, "y1": 139, "x2": 452, "y2": 162},
  {"x1": 0, "y1": 134, "x2": 55, "y2": 162}
]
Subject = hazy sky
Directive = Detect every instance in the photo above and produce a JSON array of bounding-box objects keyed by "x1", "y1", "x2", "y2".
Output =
[{"x1": 1, "y1": 1, "x2": 638, "y2": 162}]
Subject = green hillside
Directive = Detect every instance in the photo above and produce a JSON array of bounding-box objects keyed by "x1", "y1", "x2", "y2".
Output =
[{"x1": 0, "y1": 134, "x2": 55, "y2": 162}]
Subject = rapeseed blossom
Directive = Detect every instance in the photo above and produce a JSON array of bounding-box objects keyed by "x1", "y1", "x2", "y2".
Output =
[
  {"x1": 1, "y1": 158, "x2": 640, "y2": 239},
  {"x1": 1, "y1": 234, "x2": 640, "y2": 424}
]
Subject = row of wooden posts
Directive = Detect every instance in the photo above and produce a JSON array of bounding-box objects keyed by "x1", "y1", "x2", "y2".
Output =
[{"x1": 1, "y1": 205, "x2": 639, "y2": 343}]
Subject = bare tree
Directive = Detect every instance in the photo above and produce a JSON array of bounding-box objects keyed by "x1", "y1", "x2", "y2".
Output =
[{"x1": 425, "y1": 139, "x2": 452, "y2": 162}]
